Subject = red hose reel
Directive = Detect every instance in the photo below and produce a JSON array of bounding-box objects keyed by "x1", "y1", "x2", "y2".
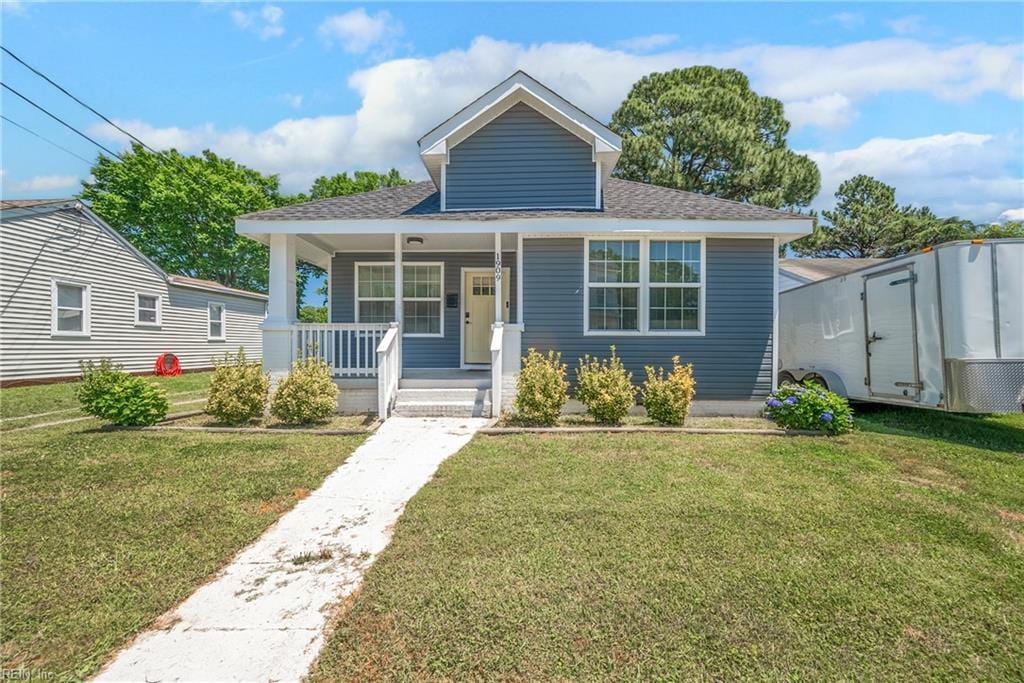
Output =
[{"x1": 154, "y1": 352, "x2": 182, "y2": 377}]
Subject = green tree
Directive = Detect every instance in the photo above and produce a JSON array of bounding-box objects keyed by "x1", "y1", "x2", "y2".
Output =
[
  {"x1": 610, "y1": 66, "x2": 820, "y2": 209},
  {"x1": 309, "y1": 169, "x2": 409, "y2": 200}
]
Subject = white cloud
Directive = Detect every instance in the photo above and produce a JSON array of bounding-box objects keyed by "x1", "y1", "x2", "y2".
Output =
[
  {"x1": 277, "y1": 93, "x2": 304, "y2": 109},
  {"x1": 1, "y1": 0, "x2": 26, "y2": 16},
  {"x1": 999, "y1": 208, "x2": 1024, "y2": 221},
  {"x1": 231, "y1": 4, "x2": 284, "y2": 40},
  {"x1": 825, "y1": 12, "x2": 864, "y2": 29},
  {"x1": 317, "y1": 8, "x2": 402, "y2": 55},
  {"x1": 86, "y1": 35, "x2": 1024, "y2": 218},
  {"x1": 615, "y1": 34, "x2": 678, "y2": 53},
  {"x1": 803, "y1": 132, "x2": 1024, "y2": 220},
  {"x1": 887, "y1": 15, "x2": 924, "y2": 36},
  {"x1": 12, "y1": 174, "x2": 79, "y2": 192}
]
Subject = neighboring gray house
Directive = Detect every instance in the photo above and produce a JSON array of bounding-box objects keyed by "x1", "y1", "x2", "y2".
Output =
[
  {"x1": 1, "y1": 199, "x2": 266, "y2": 385},
  {"x1": 779, "y1": 257, "x2": 887, "y2": 292},
  {"x1": 235, "y1": 71, "x2": 813, "y2": 417}
]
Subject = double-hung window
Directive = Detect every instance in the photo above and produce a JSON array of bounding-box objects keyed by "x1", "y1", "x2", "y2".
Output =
[
  {"x1": 51, "y1": 279, "x2": 90, "y2": 336},
  {"x1": 208, "y1": 302, "x2": 225, "y2": 340},
  {"x1": 354, "y1": 262, "x2": 444, "y2": 336},
  {"x1": 584, "y1": 238, "x2": 704, "y2": 335},
  {"x1": 136, "y1": 292, "x2": 161, "y2": 326}
]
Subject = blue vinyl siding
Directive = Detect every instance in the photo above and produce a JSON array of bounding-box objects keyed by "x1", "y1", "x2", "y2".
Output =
[
  {"x1": 521, "y1": 238, "x2": 775, "y2": 400},
  {"x1": 331, "y1": 251, "x2": 517, "y2": 369},
  {"x1": 445, "y1": 102, "x2": 596, "y2": 210}
]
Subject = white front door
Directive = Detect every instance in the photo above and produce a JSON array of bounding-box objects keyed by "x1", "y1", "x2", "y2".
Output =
[
  {"x1": 463, "y1": 268, "x2": 510, "y2": 365},
  {"x1": 864, "y1": 266, "x2": 921, "y2": 400}
]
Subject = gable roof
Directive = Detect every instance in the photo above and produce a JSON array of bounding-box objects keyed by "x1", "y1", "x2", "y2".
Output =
[
  {"x1": 238, "y1": 178, "x2": 804, "y2": 223},
  {"x1": 2, "y1": 199, "x2": 267, "y2": 301},
  {"x1": 779, "y1": 257, "x2": 888, "y2": 284}
]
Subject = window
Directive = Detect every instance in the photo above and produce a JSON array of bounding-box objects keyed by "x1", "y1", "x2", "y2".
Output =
[
  {"x1": 587, "y1": 240, "x2": 640, "y2": 331},
  {"x1": 51, "y1": 280, "x2": 90, "y2": 336},
  {"x1": 354, "y1": 262, "x2": 444, "y2": 336},
  {"x1": 584, "y1": 238, "x2": 704, "y2": 335},
  {"x1": 208, "y1": 302, "x2": 225, "y2": 340},
  {"x1": 355, "y1": 263, "x2": 395, "y2": 324},
  {"x1": 135, "y1": 292, "x2": 161, "y2": 326}
]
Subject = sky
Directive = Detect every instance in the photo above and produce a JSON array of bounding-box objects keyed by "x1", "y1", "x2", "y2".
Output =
[{"x1": 2, "y1": 1, "x2": 1022, "y2": 230}]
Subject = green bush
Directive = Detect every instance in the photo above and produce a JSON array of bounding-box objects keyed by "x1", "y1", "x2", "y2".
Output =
[
  {"x1": 641, "y1": 356, "x2": 697, "y2": 425},
  {"x1": 513, "y1": 349, "x2": 569, "y2": 425},
  {"x1": 575, "y1": 346, "x2": 636, "y2": 424},
  {"x1": 76, "y1": 360, "x2": 169, "y2": 426},
  {"x1": 270, "y1": 358, "x2": 339, "y2": 424},
  {"x1": 764, "y1": 381, "x2": 854, "y2": 435},
  {"x1": 206, "y1": 349, "x2": 269, "y2": 424}
]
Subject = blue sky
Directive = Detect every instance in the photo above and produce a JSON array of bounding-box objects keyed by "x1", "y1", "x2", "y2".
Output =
[{"x1": 3, "y1": 2, "x2": 1022, "y2": 227}]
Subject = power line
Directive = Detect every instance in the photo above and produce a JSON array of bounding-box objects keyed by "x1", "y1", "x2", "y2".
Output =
[
  {"x1": 1, "y1": 114, "x2": 94, "y2": 164},
  {"x1": 1, "y1": 81, "x2": 121, "y2": 158},
  {"x1": 1, "y1": 46, "x2": 159, "y2": 155}
]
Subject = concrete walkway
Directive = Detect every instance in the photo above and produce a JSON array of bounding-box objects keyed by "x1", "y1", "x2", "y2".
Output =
[{"x1": 95, "y1": 417, "x2": 487, "y2": 682}]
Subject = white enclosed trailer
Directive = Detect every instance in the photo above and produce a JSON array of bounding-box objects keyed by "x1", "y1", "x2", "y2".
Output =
[{"x1": 779, "y1": 239, "x2": 1024, "y2": 413}]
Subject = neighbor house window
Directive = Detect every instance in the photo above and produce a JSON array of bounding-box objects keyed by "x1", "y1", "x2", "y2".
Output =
[
  {"x1": 354, "y1": 262, "x2": 443, "y2": 336},
  {"x1": 587, "y1": 240, "x2": 640, "y2": 331},
  {"x1": 402, "y1": 264, "x2": 443, "y2": 336},
  {"x1": 135, "y1": 292, "x2": 161, "y2": 326},
  {"x1": 51, "y1": 280, "x2": 90, "y2": 336},
  {"x1": 355, "y1": 263, "x2": 396, "y2": 324},
  {"x1": 584, "y1": 238, "x2": 704, "y2": 335},
  {"x1": 208, "y1": 302, "x2": 225, "y2": 340}
]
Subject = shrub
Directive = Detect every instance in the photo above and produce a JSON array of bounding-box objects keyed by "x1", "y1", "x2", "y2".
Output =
[
  {"x1": 575, "y1": 346, "x2": 636, "y2": 424},
  {"x1": 206, "y1": 349, "x2": 269, "y2": 424},
  {"x1": 77, "y1": 360, "x2": 169, "y2": 426},
  {"x1": 764, "y1": 381, "x2": 854, "y2": 435},
  {"x1": 270, "y1": 358, "x2": 338, "y2": 424},
  {"x1": 513, "y1": 349, "x2": 569, "y2": 425},
  {"x1": 641, "y1": 356, "x2": 697, "y2": 425}
]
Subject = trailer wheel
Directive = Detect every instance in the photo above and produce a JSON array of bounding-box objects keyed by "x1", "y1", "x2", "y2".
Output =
[
  {"x1": 804, "y1": 374, "x2": 829, "y2": 390},
  {"x1": 778, "y1": 372, "x2": 798, "y2": 386}
]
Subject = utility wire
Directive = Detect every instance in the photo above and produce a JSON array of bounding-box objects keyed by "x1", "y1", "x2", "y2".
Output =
[
  {"x1": 1, "y1": 81, "x2": 121, "y2": 158},
  {"x1": 1, "y1": 114, "x2": 94, "y2": 164}
]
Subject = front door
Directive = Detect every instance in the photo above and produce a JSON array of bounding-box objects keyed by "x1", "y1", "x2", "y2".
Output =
[
  {"x1": 463, "y1": 268, "x2": 510, "y2": 365},
  {"x1": 864, "y1": 266, "x2": 921, "y2": 400}
]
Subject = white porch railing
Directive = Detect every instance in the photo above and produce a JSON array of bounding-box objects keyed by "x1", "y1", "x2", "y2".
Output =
[
  {"x1": 490, "y1": 322, "x2": 504, "y2": 419},
  {"x1": 291, "y1": 323, "x2": 391, "y2": 376},
  {"x1": 376, "y1": 323, "x2": 401, "y2": 418}
]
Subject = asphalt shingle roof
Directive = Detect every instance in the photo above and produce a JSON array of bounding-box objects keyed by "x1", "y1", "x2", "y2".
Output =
[{"x1": 238, "y1": 179, "x2": 805, "y2": 222}]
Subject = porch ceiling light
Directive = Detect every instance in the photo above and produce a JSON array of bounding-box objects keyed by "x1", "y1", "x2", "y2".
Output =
[{"x1": 406, "y1": 235, "x2": 425, "y2": 245}]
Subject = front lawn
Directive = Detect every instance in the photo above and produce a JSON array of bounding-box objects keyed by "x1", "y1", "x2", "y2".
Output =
[
  {"x1": 0, "y1": 420, "x2": 364, "y2": 680},
  {"x1": 313, "y1": 409, "x2": 1023, "y2": 680}
]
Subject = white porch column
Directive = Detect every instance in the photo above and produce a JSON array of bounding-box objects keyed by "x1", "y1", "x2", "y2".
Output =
[
  {"x1": 263, "y1": 233, "x2": 297, "y2": 380},
  {"x1": 394, "y1": 233, "x2": 403, "y2": 371},
  {"x1": 494, "y1": 232, "x2": 503, "y2": 323}
]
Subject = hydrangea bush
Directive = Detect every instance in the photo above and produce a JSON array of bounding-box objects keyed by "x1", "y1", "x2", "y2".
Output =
[
  {"x1": 764, "y1": 381, "x2": 853, "y2": 435},
  {"x1": 77, "y1": 359, "x2": 169, "y2": 426}
]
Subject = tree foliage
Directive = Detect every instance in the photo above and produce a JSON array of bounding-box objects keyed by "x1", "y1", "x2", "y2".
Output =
[
  {"x1": 791, "y1": 174, "x2": 1023, "y2": 257},
  {"x1": 308, "y1": 169, "x2": 409, "y2": 200},
  {"x1": 611, "y1": 66, "x2": 820, "y2": 209}
]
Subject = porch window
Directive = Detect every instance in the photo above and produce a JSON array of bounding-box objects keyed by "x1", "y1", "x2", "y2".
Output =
[
  {"x1": 51, "y1": 279, "x2": 90, "y2": 336},
  {"x1": 587, "y1": 240, "x2": 640, "y2": 331},
  {"x1": 649, "y1": 240, "x2": 701, "y2": 331},
  {"x1": 355, "y1": 263, "x2": 396, "y2": 323},
  {"x1": 208, "y1": 302, "x2": 225, "y2": 340},
  {"x1": 402, "y1": 264, "x2": 443, "y2": 336}
]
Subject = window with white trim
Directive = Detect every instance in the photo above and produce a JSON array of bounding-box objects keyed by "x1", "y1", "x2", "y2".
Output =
[
  {"x1": 136, "y1": 292, "x2": 161, "y2": 326},
  {"x1": 584, "y1": 238, "x2": 704, "y2": 335},
  {"x1": 587, "y1": 240, "x2": 640, "y2": 331},
  {"x1": 208, "y1": 302, "x2": 225, "y2": 340},
  {"x1": 355, "y1": 263, "x2": 396, "y2": 324},
  {"x1": 52, "y1": 280, "x2": 89, "y2": 335}
]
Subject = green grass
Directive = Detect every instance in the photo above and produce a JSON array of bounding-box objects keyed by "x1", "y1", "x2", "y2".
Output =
[
  {"x1": 0, "y1": 420, "x2": 364, "y2": 680},
  {"x1": 0, "y1": 372, "x2": 212, "y2": 426},
  {"x1": 313, "y1": 409, "x2": 1023, "y2": 681}
]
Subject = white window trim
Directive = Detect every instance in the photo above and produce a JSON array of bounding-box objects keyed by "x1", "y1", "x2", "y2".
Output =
[
  {"x1": 134, "y1": 290, "x2": 162, "y2": 327},
  {"x1": 583, "y1": 236, "x2": 706, "y2": 337},
  {"x1": 353, "y1": 261, "x2": 446, "y2": 338},
  {"x1": 208, "y1": 302, "x2": 226, "y2": 341},
  {"x1": 50, "y1": 278, "x2": 91, "y2": 337}
]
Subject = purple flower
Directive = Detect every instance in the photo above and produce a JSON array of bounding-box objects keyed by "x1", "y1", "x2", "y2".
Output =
[
  {"x1": 766, "y1": 398, "x2": 783, "y2": 408},
  {"x1": 820, "y1": 411, "x2": 834, "y2": 423},
  {"x1": 784, "y1": 396, "x2": 798, "y2": 405}
]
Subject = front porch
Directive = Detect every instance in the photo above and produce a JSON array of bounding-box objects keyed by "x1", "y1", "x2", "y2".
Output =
[{"x1": 261, "y1": 231, "x2": 523, "y2": 419}]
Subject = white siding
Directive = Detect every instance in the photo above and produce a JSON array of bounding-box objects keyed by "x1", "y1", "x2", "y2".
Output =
[{"x1": 1, "y1": 208, "x2": 265, "y2": 382}]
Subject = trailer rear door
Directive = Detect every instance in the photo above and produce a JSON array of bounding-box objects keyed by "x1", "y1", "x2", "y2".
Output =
[{"x1": 864, "y1": 266, "x2": 921, "y2": 400}]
